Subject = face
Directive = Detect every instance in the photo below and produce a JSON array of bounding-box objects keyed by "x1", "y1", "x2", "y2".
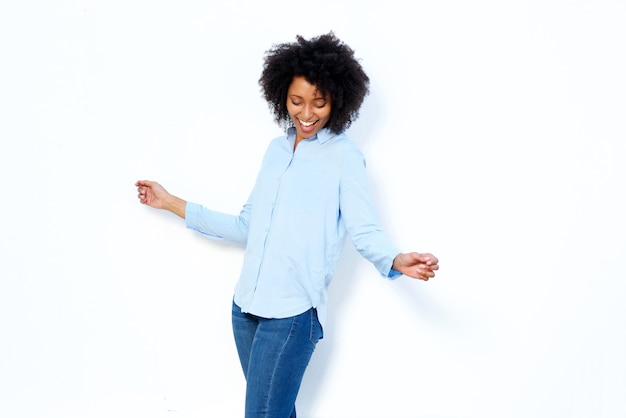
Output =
[{"x1": 286, "y1": 75, "x2": 332, "y2": 143}]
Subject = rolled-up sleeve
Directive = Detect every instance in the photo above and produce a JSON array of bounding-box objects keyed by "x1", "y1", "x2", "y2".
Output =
[{"x1": 185, "y1": 201, "x2": 250, "y2": 244}]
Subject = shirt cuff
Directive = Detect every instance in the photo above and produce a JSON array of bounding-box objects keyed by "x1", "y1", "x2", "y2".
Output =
[
  {"x1": 184, "y1": 202, "x2": 201, "y2": 228},
  {"x1": 388, "y1": 268, "x2": 403, "y2": 279}
]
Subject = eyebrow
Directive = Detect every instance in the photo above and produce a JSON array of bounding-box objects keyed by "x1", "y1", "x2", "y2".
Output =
[{"x1": 289, "y1": 94, "x2": 327, "y2": 101}]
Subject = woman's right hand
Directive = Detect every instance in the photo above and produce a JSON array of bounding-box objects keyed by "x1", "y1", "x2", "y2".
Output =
[
  {"x1": 135, "y1": 180, "x2": 188, "y2": 218},
  {"x1": 135, "y1": 180, "x2": 170, "y2": 209}
]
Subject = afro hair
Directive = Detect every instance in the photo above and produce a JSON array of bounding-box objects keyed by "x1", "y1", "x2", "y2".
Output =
[{"x1": 259, "y1": 32, "x2": 370, "y2": 134}]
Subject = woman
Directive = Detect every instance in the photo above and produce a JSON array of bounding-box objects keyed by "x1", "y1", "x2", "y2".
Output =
[{"x1": 136, "y1": 32, "x2": 438, "y2": 418}]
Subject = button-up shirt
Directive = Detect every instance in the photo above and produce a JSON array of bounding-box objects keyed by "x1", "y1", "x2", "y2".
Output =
[{"x1": 185, "y1": 128, "x2": 400, "y2": 329}]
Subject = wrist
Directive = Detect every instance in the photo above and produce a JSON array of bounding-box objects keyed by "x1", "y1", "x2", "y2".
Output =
[
  {"x1": 392, "y1": 253, "x2": 403, "y2": 271},
  {"x1": 164, "y1": 194, "x2": 187, "y2": 218}
]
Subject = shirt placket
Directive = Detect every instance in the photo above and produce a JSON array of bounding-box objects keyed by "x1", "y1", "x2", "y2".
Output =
[{"x1": 248, "y1": 146, "x2": 299, "y2": 308}]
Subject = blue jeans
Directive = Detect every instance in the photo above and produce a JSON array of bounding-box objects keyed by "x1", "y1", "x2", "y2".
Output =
[{"x1": 231, "y1": 301, "x2": 323, "y2": 418}]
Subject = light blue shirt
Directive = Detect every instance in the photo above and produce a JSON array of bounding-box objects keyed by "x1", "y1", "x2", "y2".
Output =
[{"x1": 185, "y1": 127, "x2": 401, "y2": 329}]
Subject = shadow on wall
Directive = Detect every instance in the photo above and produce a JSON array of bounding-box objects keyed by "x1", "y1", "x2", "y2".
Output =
[{"x1": 296, "y1": 245, "x2": 362, "y2": 413}]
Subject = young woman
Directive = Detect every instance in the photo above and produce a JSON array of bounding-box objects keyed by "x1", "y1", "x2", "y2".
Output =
[{"x1": 136, "y1": 32, "x2": 439, "y2": 418}]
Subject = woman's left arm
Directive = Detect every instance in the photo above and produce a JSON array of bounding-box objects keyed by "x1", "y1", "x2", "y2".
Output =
[{"x1": 340, "y1": 149, "x2": 438, "y2": 280}]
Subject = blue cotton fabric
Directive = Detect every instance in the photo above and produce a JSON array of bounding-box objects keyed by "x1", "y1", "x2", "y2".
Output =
[{"x1": 185, "y1": 128, "x2": 401, "y2": 329}]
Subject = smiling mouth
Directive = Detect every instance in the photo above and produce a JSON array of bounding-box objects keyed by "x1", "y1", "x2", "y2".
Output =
[{"x1": 298, "y1": 118, "x2": 318, "y2": 127}]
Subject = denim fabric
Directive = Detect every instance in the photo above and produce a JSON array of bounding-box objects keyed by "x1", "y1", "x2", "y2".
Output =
[{"x1": 232, "y1": 301, "x2": 323, "y2": 418}]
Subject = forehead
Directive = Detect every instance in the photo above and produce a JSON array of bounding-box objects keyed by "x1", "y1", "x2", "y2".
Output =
[{"x1": 288, "y1": 75, "x2": 325, "y2": 98}]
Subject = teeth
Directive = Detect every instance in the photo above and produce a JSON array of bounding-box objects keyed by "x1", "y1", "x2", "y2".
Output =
[{"x1": 299, "y1": 118, "x2": 316, "y2": 127}]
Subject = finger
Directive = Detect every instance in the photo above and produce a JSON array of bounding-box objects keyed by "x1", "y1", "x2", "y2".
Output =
[
  {"x1": 416, "y1": 263, "x2": 437, "y2": 271},
  {"x1": 412, "y1": 252, "x2": 435, "y2": 264},
  {"x1": 409, "y1": 273, "x2": 428, "y2": 281},
  {"x1": 419, "y1": 268, "x2": 436, "y2": 279},
  {"x1": 135, "y1": 180, "x2": 153, "y2": 188}
]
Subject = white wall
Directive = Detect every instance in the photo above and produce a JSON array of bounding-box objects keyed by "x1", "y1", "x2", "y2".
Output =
[{"x1": 1, "y1": 1, "x2": 625, "y2": 417}]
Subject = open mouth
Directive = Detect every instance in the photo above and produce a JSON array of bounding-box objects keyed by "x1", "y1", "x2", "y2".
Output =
[{"x1": 298, "y1": 118, "x2": 318, "y2": 128}]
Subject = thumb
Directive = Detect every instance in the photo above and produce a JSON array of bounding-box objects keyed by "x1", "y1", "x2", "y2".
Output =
[{"x1": 411, "y1": 252, "x2": 436, "y2": 265}]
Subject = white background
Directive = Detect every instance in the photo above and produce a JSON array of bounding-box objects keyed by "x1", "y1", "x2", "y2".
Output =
[{"x1": 1, "y1": 1, "x2": 625, "y2": 417}]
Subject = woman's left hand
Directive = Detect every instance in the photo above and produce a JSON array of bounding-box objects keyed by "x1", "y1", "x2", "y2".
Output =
[{"x1": 392, "y1": 252, "x2": 439, "y2": 281}]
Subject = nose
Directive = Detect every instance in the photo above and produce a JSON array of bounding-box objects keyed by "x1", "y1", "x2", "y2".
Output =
[{"x1": 301, "y1": 105, "x2": 313, "y2": 120}]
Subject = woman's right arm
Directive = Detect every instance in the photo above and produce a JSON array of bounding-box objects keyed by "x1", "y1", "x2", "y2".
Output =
[{"x1": 136, "y1": 179, "x2": 251, "y2": 244}]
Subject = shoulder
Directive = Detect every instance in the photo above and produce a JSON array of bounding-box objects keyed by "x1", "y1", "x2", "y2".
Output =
[
  {"x1": 267, "y1": 133, "x2": 290, "y2": 149},
  {"x1": 335, "y1": 133, "x2": 366, "y2": 163},
  {"x1": 324, "y1": 131, "x2": 364, "y2": 158},
  {"x1": 261, "y1": 133, "x2": 291, "y2": 157},
  {"x1": 322, "y1": 132, "x2": 368, "y2": 175}
]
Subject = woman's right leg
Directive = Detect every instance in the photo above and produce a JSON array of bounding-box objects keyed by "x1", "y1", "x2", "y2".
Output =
[{"x1": 231, "y1": 301, "x2": 322, "y2": 418}]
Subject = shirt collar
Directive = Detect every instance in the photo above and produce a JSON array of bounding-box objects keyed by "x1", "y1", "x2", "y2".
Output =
[{"x1": 286, "y1": 127, "x2": 337, "y2": 145}]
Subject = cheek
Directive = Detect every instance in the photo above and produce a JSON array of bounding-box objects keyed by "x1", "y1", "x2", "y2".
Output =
[
  {"x1": 286, "y1": 102, "x2": 297, "y2": 117},
  {"x1": 320, "y1": 110, "x2": 332, "y2": 125}
]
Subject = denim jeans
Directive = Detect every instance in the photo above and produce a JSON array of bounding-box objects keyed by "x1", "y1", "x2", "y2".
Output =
[{"x1": 231, "y1": 301, "x2": 323, "y2": 418}]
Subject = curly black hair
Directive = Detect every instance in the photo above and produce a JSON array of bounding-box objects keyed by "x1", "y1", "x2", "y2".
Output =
[{"x1": 259, "y1": 32, "x2": 370, "y2": 134}]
